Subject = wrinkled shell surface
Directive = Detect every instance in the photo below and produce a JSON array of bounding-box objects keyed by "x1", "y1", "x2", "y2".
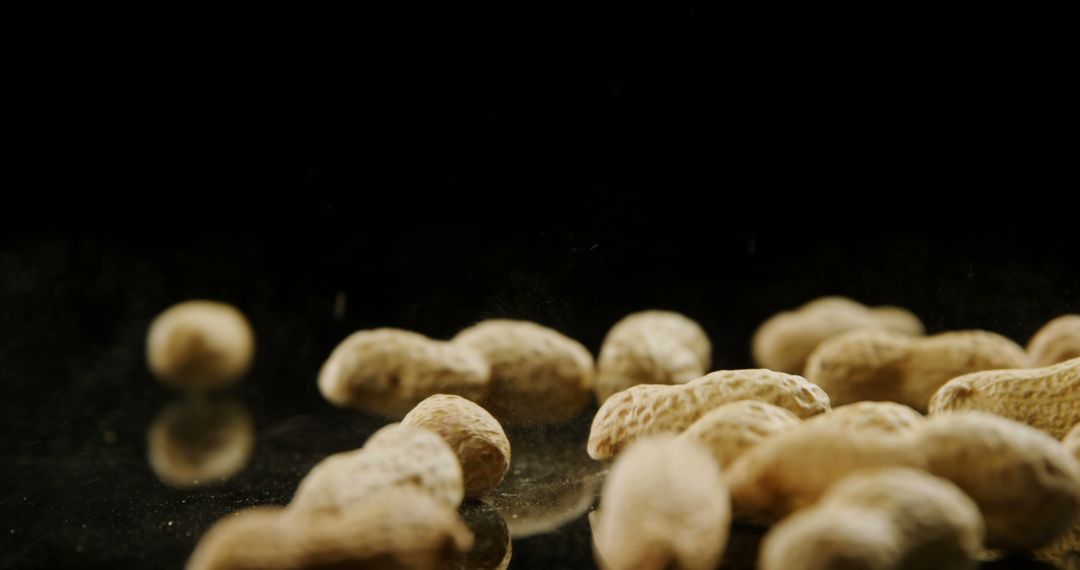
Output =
[
  {"x1": 290, "y1": 423, "x2": 464, "y2": 512},
  {"x1": 588, "y1": 369, "x2": 830, "y2": 460},
  {"x1": 595, "y1": 310, "x2": 711, "y2": 402},
  {"x1": 805, "y1": 329, "x2": 1028, "y2": 412},
  {"x1": 147, "y1": 300, "x2": 255, "y2": 391},
  {"x1": 760, "y1": 468, "x2": 983, "y2": 570},
  {"x1": 806, "y1": 401, "x2": 924, "y2": 433},
  {"x1": 452, "y1": 319, "x2": 594, "y2": 425},
  {"x1": 147, "y1": 398, "x2": 254, "y2": 488},
  {"x1": 1028, "y1": 315, "x2": 1080, "y2": 367},
  {"x1": 680, "y1": 400, "x2": 801, "y2": 468},
  {"x1": 318, "y1": 328, "x2": 490, "y2": 418},
  {"x1": 592, "y1": 435, "x2": 730, "y2": 570},
  {"x1": 930, "y1": 357, "x2": 1080, "y2": 439},
  {"x1": 752, "y1": 296, "x2": 924, "y2": 374},
  {"x1": 402, "y1": 394, "x2": 511, "y2": 498}
]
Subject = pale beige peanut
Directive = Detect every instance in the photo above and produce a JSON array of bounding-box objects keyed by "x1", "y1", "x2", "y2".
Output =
[
  {"x1": 1028, "y1": 315, "x2": 1080, "y2": 367},
  {"x1": 402, "y1": 394, "x2": 511, "y2": 498},
  {"x1": 929, "y1": 357, "x2": 1080, "y2": 439},
  {"x1": 587, "y1": 369, "x2": 830, "y2": 460},
  {"x1": 752, "y1": 296, "x2": 924, "y2": 374},
  {"x1": 1036, "y1": 422, "x2": 1080, "y2": 564},
  {"x1": 187, "y1": 488, "x2": 473, "y2": 570},
  {"x1": 805, "y1": 329, "x2": 1028, "y2": 412},
  {"x1": 728, "y1": 411, "x2": 1080, "y2": 551},
  {"x1": 594, "y1": 310, "x2": 711, "y2": 403},
  {"x1": 318, "y1": 328, "x2": 490, "y2": 418},
  {"x1": 759, "y1": 468, "x2": 983, "y2": 570},
  {"x1": 290, "y1": 423, "x2": 464, "y2": 513},
  {"x1": 679, "y1": 400, "x2": 800, "y2": 468},
  {"x1": 147, "y1": 300, "x2": 255, "y2": 391},
  {"x1": 147, "y1": 398, "x2": 254, "y2": 488},
  {"x1": 806, "y1": 401, "x2": 924, "y2": 433},
  {"x1": 452, "y1": 319, "x2": 593, "y2": 425},
  {"x1": 591, "y1": 435, "x2": 729, "y2": 570}
]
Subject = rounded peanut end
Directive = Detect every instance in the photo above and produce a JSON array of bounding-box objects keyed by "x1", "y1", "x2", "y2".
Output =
[
  {"x1": 927, "y1": 378, "x2": 974, "y2": 415},
  {"x1": 147, "y1": 300, "x2": 254, "y2": 392}
]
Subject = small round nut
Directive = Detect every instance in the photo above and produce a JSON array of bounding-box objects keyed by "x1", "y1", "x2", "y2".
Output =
[
  {"x1": 147, "y1": 300, "x2": 254, "y2": 392},
  {"x1": 402, "y1": 395, "x2": 511, "y2": 498}
]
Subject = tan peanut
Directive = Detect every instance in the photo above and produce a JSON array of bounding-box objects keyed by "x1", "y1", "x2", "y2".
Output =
[
  {"x1": 759, "y1": 468, "x2": 983, "y2": 570},
  {"x1": 147, "y1": 300, "x2": 255, "y2": 391},
  {"x1": 1028, "y1": 315, "x2": 1080, "y2": 367},
  {"x1": 929, "y1": 357, "x2": 1080, "y2": 438},
  {"x1": 1036, "y1": 422, "x2": 1080, "y2": 564},
  {"x1": 752, "y1": 296, "x2": 924, "y2": 374},
  {"x1": 806, "y1": 401, "x2": 924, "y2": 433},
  {"x1": 147, "y1": 398, "x2": 254, "y2": 488},
  {"x1": 587, "y1": 369, "x2": 830, "y2": 460},
  {"x1": 402, "y1": 394, "x2": 511, "y2": 498},
  {"x1": 290, "y1": 423, "x2": 464, "y2": 513},
  {"x1": 594, "y1": 310, "x2": 711, "y2": 403},
  {"x1": 452, "y1": 319, "x2": 594, "y2": 425},
  {"x1": 728, "y1": 411, "x2": 1080, "y2": 550},
  {"x1": 187, "y1": 488, "x2": 473, "y2": 570},
  {"x1": 805, "y1": 329, "x2": 1028, "y2": 412},
  {"x1": 679, "y1": 400, "x2": 801, "y2": 468},
  {"x1": 317, "y1": 328, "x2": 490, "y2": 418},
  {"x1": 591, "y1": 435, "x2": 730, "y2": 570}
]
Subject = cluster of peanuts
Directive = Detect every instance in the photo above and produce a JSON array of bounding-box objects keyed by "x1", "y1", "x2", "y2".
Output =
[{"x1": 149, "y1": 298, "x2": 1080, "y2": 569}]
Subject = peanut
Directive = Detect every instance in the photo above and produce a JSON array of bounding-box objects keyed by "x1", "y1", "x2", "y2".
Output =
[
  {"x1": 187, "y1": 488, "x2": 473, "y2": 570},
  {"x1": 147, "y1": 398, "x2": 254, "y2": 488},
  {"x1": 1036, "y1": 422, "x2": 1080, "y2": 564},
  {"x1": 594, "y1": 310, "x2": 710, "y2": 403},
  {"x1": 759, "y1": 468, "x2": 983, "y2": 570},
  {"x1": 929, "y1": 356, "x2": 1080, "y2": 438},
  {"x1": 452, "y1": 319, "x2": 593, "y2": 425},
  {"x1": 290, "y1": 423, "x2": 464, "y2": 513},
  {"x1": 728, "y1": 411, "x2": 1080, "y2": 550},
  {"x1": 1028, "y1": 315, "x2": 1080, "y2": 367},
  {"x1": 805, "y1": 329, "x2": 1028, "y2": 412},
  {"x1": 806, "y1": 401, "x2": 924, "y2": 433},
  {"x1": 317, "y1": 328, "x2": 489, "y2": 418},
  {"x1": 147, "y1": 300, "x2": 255, "y2": 392},
  {"x1": 402, "y1": 394, "x2": 511, "y2": 498},
  {"x1": 679, "y1": 400, "x2": 801, "y2": 468},
  {"x1": 752, "y1": 296, "x2": 924, "y2": 374},
  {"x1": 591, "y1": 435, "x2": 730, "y2": 570},
  {"x1": 587, "y1": 369, "x2": 830, "y2": 460}
]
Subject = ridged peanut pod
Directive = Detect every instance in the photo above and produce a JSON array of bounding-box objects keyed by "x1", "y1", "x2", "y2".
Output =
[
  {"x1": 290, "y1": 423, "x2": 464, "y2": 513},
  {"x1": 402, "y1": 395, "x2": 511, "y2": 498},
  {"x1": 759, "y1": 469, "x2": 984, "y2": 570},
  {"x1": 679, "y1": 400, "x2": 801, "y2": 468},
  {"x1": 929, "y1": 357, "x2": 1080, "y2": 438},
  {"x1": 187, "y1": 489, "x2": 473, "y2": 570},
  {"x1": 805, "y1": 401, "x2": 924, "y2": 433},
  {"x1": 805, "y1": 330, "x2": 1028, "y2": 412},
  {"x1": 588, "y1": 369, "x2": 830, "y2": 460},
  {"x1": 591, "y1": 435, "x2": 730, "y2": 570},
  {"x1": 752, "y1": 296, "x2": 924, "y2": 374},
  {"x1": 317, "y1": 328, "x2": 490, "y2": 418},
  {"x1": 452, "y1": 319, "x2": 594, "y2": 425},
  {"x1": 1028, "y1": 315, "x2": 1080, "y2": 367},
  {"x1": 594, "y1": 310, "x2": 711, "y2": 403}
]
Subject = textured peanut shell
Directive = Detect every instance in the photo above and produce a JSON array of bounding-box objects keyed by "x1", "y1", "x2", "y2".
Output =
[
  {"x1": 759, "y1": 468, "x2": 983, "y2": 570},
  {"x1": 805, "y1": 329, "x2": 1028, "y2": 412},
  {"x1": 752, "y1": 296, "x2": 925, "y2": 374},
  {"x1": 929, "y1": 357, "x2": 1080, "y2": 438},
  {"x1": 187, "y1": 489, "x2": 473, "y2": 570},
  {"x1": 402, "y1": 394, "x2": 511, "y2": 498},
  {"x1": 1028, "y1": 315, "x2": 1080, "y2": 367},
  {"x1": 594, "y1": 310, "x2": 711, "y2": 403},
  {"x1": 318, "y1": 328, "x2": 490, "y2": 418},
  {"x1": 806, "y1": 401, "x2": 924, "y2": 433},
  {"x1": 1036, "y1": 423, "x2": 1080, "y2": 564},
  {"x1": 679, "y1": 400, "x2": 801, "y2": 468},
  {"x1": 290, "y1": 423, "x2": 464, "y2": 513},
  {"x1": 592, "y1": 435, "x2": 730, "y2": 570},
  {"x1": 452, "y1": 319, "x2": 594, "y2": 425},
  {"x1": 588, "y1": 369, "x2": 830, "y2": 460},
  {"x1": 147, "y1": 398, "x2": 254, "y2": 488},
  {"x1": 147, "y1": 300, "x2": 254, "y2": 392}
]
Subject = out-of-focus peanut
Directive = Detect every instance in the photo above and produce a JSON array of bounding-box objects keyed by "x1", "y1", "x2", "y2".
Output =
[
  {"x1": 1028, "y1": 315, "x2": 1080, "y2": 367},
  {"x1": 806, "y1": 401, "x2": 924, "y2": 433},
  {"x1": 147, "y1": 300, "x2": 255, "y2": 392},
  {"x1": 679, "y1": 400, "x2": 800, "y2": 468}
]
